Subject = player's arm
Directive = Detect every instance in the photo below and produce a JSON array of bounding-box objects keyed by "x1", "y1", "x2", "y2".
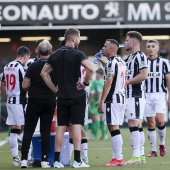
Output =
[
  {"x1": 78, "y1": 60, "x2": 94, "y2": 89},
  {"x1": 22, "y1": 78, "x2": 30, "y2": 91},
  {"x1": 98, "y1": 57, "x2": 106, "y2": 67},
  {"x1": 126, "y1": 68, "x2": 148, "y2": 85},
  {"x1": 1, "y1": 81, "x2": 7, "y2": 102},
  {"x1": 98, "y1": 74, "x2": 114, "y2": 114},
  {"x1": 166, "y1": 73, "x2": 170, "y2": 108},
  {"x1": 40, "y1": 64, "x2": 58, "y2": 93}
]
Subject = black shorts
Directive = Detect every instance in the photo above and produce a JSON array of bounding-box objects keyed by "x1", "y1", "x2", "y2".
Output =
[{"x1": 57, "y1": 95, "x2": 86, "y2": 126}]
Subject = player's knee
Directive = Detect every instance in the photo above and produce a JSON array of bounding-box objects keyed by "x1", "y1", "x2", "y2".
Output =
[{"x1": 156, "y1": 121, "x2": 165, "y2": 127}]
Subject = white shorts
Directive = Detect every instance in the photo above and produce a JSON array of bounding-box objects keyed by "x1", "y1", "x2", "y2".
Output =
[
  {"x1": 144, "y1": 92, "x2": 166, "y2": 117},
  {"x1": 6, "y1": 103, "x2": 25, "y2": 126},
  {"x1": 103, "y1": 95, "x2": 125, "y2": 125},
  {"x1": 125, "y1": 97, "x2": 145, "y2": 120}
]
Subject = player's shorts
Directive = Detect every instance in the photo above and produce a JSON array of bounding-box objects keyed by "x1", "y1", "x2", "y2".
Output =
[
  {"x1": 6, "y1": 103, "x2": 25, "y2": 126},
  {"x1": 144, "y1": 92, "x2": 166, "y2": 117},
  {"x1": 103, "y1": 94, "x2": 125, "y2": 126},
  {"x1": 125, "y1": 97, "x2": 145, "y2": 120},
  {"x1": 57, "y1": 95, "x2": 86, "y2": 126}
]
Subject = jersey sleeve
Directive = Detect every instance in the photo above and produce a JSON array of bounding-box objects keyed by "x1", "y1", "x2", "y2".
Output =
[
  {"x1": 137, "y1": 52, "x2": 148, "y2": 70},
  {"x1": 163, "y1": 59, "x2": 170, "y2": 74},
  {"x1": 46, "y1": 54, "x2": 54, "y2": 68},
  {"x1": 78, "y1": 51, "x2": 88, "y2": 64},
  {"x1": 24, "y1": 64, "x2": 32, "y2": 80}
]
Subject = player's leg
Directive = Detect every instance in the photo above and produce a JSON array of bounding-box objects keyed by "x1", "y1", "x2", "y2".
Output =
[
  {"x1": 100, "y1": 116, "x2": 108, "y2": 140},
  {"x1": 71, "y1": 96, "x2": 89, "y2": 168},
  {"x1": 40, "y1": 99, "x2": 56, "y2": 168},
  {"x1": 139, "y1": 121, "x2": 146, "y2": 164},
  {"x1": 6, "y1": 103, "x2": 24, "y2": 166},
  {"x1": 138, "y1": 98, "x2": 146, "y2": 164},
  {"x1": 144, "y1": 93, "x2": 157, "y2": 157},
  {"x1": 125, "y1": 98, "x2": 141, "y2": 165},
  {"x1": 81, "y1": 128, "x2": 89, "y2": 164},
  {"x1": 156, "y1": 114, "x2": 166, "y2": 156},
  {"x1": 104, "y1": 101, "x2": 124, "y2": 167},
  {"x1": 21, "y1": 100, "x2": 40, "y2": 168},
  {"x1": 54, "y1": 98, "x2": 68, "y2": 168},
  {"x1": 89, "y1": 114, "x2": 100, "y2": 139},
  {"x1": 155, "y1": 93, "x2": 167, "y2": 157}
]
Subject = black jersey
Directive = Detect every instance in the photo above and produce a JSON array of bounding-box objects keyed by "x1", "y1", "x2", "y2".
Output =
[
  {"x1": 25, "y1": 58, "x2": 56, "y2": 99},
  {"x1": 47, "y1": 46, "x2": 87, "y2": 98}
]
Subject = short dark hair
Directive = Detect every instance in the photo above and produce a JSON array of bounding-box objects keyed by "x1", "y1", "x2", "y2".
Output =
[
  {"x1": 126, "y1": 31, "x2": 143, "y2": 43},
  {"x1": 17, "y1": 46, "x2": 31, "y2": 57},
  {"x1": 146, "y1": 39, "x2": 159, "y2": 46},
  {"x1": 64, "y1": 28, "x2": 80, "y2": 41},
  {"x1": 106, "y1": 39, "x2": 119, "y2": 48},
  {"x1": 35, "y1": 39, "x2": 44, "y2": 47}
]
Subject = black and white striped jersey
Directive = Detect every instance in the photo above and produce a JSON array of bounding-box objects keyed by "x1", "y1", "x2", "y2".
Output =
[
  {"x1": 1, "y1": 61, "x2": 27, "y2": 104},
  {"x1": 24, "y1": 58, "x2": 37, "y2": 70},
  {"x1": 104, "y1": 56, "x2": 126, "y2": 102},
  {"x1": 144, "y1": 56, "x2": 170, "y2": 93},
  {"x1": 125, "y1": 51, "x2": 148, "y2": 98}
]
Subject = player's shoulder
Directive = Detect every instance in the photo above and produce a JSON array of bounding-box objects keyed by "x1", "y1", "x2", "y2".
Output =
[
  {"x1": 159, "y1": 56, "x2": 169, "y2": 63},
  {"x1": 135, "y1": 51, "x2": 147, "y2": 58}
]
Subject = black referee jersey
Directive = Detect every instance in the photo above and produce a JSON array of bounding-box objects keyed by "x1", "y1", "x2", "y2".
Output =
[{"x1": 144, "y1": 56, "x2": 170, "y2": 93}]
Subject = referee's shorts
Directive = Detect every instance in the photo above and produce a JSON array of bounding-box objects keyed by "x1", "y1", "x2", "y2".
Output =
[{"x1": 57, "y1": 95, "x2": 86, "y2": 126}]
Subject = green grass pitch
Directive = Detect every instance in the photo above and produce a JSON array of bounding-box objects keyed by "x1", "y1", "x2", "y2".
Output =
[{"x1": 0, "y1": 127, "x2": 170, "y2": 170}]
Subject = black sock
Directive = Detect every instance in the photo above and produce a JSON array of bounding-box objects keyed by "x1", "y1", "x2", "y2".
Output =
[
  {"x1": 74, "y1": 150, "x2": 81, "y2": 162},
  {"x1": 54, "y1": 152, "x2": 60, "y2": 162}
]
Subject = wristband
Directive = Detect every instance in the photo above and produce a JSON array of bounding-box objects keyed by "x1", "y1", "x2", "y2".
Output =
[{"x1": 83, "y1": 81, "x2": 89, "y2": 86}]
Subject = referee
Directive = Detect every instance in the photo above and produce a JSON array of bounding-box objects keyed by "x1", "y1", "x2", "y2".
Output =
[
  {"x1": 20, "y1": 40, "x2": 56, "y2": 168},
  {"x1": 41, "y1": 28, "x2": 94, "y2": 168}
]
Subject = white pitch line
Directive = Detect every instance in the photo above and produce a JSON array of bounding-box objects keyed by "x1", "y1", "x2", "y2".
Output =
[{"x1": 0, "y1": 138, "x2": 8, "y2": 147}]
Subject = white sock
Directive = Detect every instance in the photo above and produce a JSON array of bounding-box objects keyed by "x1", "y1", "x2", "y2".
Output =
[
  {"x1": 111, "y1": 134, "x2": 123, "y2": 160},
  {"x1": 139, "y1": 128, "x2": 145, "y2": 156},
  {"x1": 69, "y1": 138, "x2": 74, "y2": 159},
  {"x1": 18, "y1": 131, "x2": 24, "y2": 141},
  {"x1": 130, "y1": 127, "x2": 140, "y2": 157},
  {"x1": 28, "y1": 142, "x2": 33, "y2": 160},
  {"x1": 9, "y1": 133, "x2": 19, "y2": 157},
  {"x1": 81, "y1": 137, "x2": 88, "y2": 159},
  {"x1": 147, "y1": 129, "x2": 157, "y2": 151},
  {"x1": 157, "y1": 125, "x2": 166, "y2": 145}
]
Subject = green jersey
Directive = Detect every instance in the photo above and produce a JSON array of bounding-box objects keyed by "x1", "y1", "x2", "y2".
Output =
[{"x1": 89, "y1": 79, "x2": 104, "y2": 115}]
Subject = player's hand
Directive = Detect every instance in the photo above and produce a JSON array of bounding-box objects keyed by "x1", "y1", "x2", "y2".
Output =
[
  {"x1": 76, "y1": 81, "x2": 86, "y2": 90},
  {"x1": 98, "y1": 101, "x2": 104, "y2": 114}
]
